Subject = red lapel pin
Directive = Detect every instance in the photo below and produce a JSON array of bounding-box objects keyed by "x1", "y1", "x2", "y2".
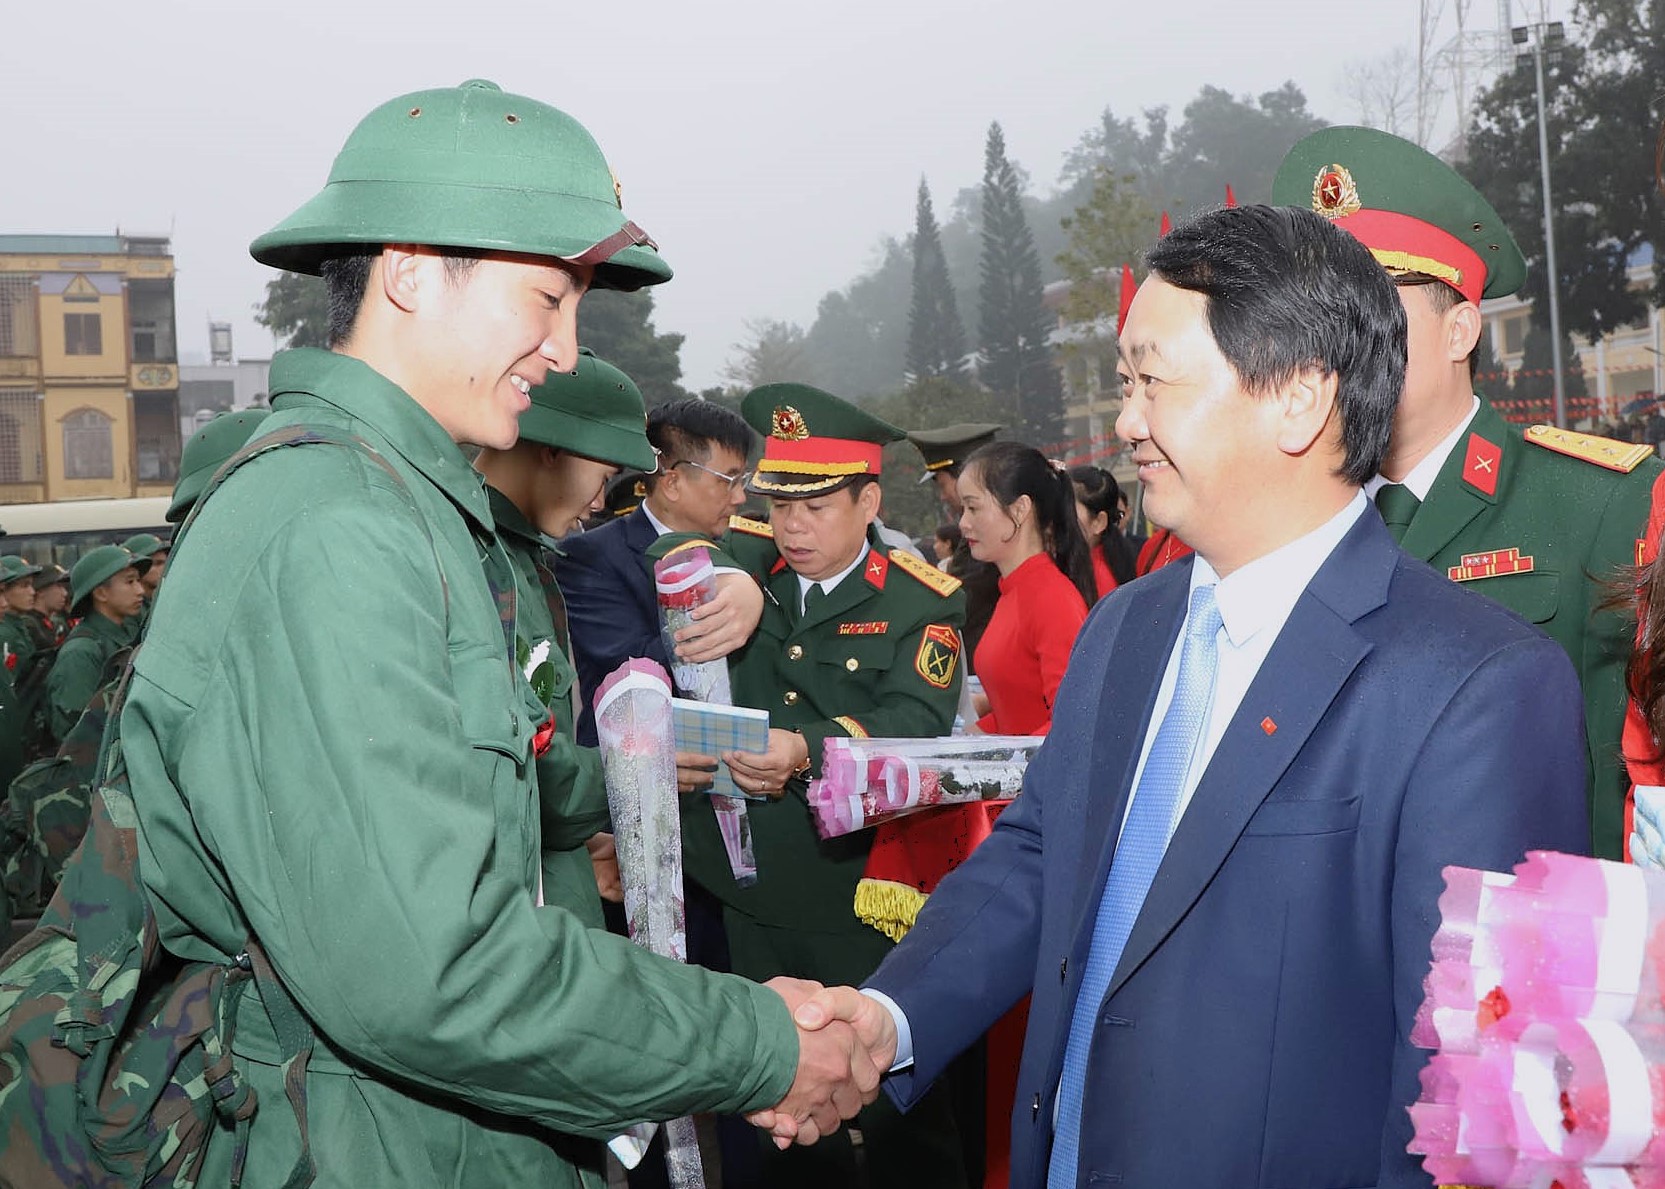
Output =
[{"x1": 1260, "y1": 717, "x2": 1277, "y2": 736}]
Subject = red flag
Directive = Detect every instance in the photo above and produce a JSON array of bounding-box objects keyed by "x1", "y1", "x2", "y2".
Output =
[
  {"x1": 1225, "y1": 184, "x2": 1237, "y2": 208},
  {"x1": 1159, "y1": 211, "x2": 1172, "y2": 237},
  {"x1": 1117, "y1": 264, "x2": 1137, "y2": 335}
]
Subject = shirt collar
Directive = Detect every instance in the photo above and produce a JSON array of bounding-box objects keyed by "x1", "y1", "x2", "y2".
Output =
[
  {"x1": 642, "y1": 501, "x2": 673, "y2": 538},
  {"x1": 268, "y1": 348, "x2": 494, "y2": 533},
  {"x1": 1365, "y1": 394, "x2": 1480, "y2": 502},
  {"x1": 1190, "y1": 492, "x2": 1369, "y2": 649},
  {"x1": 796, "y1": 542, "x2": 872, "y2": 606}
]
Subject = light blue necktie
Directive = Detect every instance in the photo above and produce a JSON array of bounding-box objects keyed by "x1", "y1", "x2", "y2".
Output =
[{"x1": 1048, "y1": 584, "x2": 1223, "y2": 1188}]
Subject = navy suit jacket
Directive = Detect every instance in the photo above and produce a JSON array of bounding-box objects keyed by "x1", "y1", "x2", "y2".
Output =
[
  {"x1": 557, "y1": 507, "x2": 670, "y2": 746},
  {"x1": 866, "y1": 508, "x2": 1591, "y2": 1189}
]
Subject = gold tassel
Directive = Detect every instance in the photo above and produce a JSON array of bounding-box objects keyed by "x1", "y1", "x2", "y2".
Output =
[{"x1": 854, "y1": 878, "x2": 929, "y2": 942}]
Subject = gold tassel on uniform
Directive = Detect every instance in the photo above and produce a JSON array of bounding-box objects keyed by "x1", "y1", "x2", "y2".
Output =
[{"x1": 854, "y1": 878, "x2": 929, "y2": 943}]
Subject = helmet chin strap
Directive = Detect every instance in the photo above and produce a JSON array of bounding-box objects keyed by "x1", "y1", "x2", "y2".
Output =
[{"x1": 562, "y1": 221, "x2": 657, "y2": 268}]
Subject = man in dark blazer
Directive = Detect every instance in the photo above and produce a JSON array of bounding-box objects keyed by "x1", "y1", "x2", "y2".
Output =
[
  {"x1": 560, "y1": 398, "x2": 755, "y2": 745},
  {"x1": 774, "y1": 205, "x2": 1592, "y2": 1186}
]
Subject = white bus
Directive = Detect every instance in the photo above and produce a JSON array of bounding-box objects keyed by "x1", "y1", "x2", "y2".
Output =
[{"x1": 0, "y1": 498, "x2": 171, "y2": 571}]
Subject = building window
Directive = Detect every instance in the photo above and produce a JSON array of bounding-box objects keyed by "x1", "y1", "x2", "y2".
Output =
[
  {"x1": 62, "y1": 407, "x2": 113, "y2": 480},
  {"x1": 0, "y1": 277, "x2": 37, "y2": 358},
  {"x1": 64, "y1": 312, "x2": 102, "y2": 356},
  {"x1": 0, "y1": 390, "x2": 43, "y2": 484},
  {"x1": 1502, "y1": 314, "x2": 1527, "y2": 357}
]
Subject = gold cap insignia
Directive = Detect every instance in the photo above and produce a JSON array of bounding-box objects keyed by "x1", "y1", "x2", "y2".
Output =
[
  {"x1": 1312, "y1": 163, "x2": 1361, "y2": 219},
  {"x1": 771, "y1": 406, "x2": 809, "y2": 441},
  {"x1": 632, "y1": 480, "x2": 647, "y2": 498}
]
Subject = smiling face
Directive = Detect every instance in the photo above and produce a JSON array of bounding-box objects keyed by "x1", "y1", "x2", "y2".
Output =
[
  {"x1": 769, "y1": 481, "x2": 881, "y2": 582},
  {"x1": 1114, "y1": 277, "x2": 1288, "y2": 573},
  {"x1": 399, "y1": 251, "x2": 592, "y2": 450}
]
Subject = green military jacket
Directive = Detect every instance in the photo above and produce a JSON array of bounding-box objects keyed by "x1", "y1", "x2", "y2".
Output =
[
  {"x1": 486, "y1": 486, "x2": 610, "y2": 928},
  {"x1": 657, "y1": 517, "x2": 966, "y2": 935},
  {"x1": 24, "y1": 610, "x2": 63, "y2": 654},
  {"x1": 122, "y1": 349, "x2": 795, "y2": 1188},
  {"x1": 1395, "y1": 397, "x2": 1660, "y2": 858},
  {"x1": 45, "y1": 612, "x2": 126, "y2": 744},
  {"x1": 0, "y1": 612, "x2": 35, "y2": 680}
]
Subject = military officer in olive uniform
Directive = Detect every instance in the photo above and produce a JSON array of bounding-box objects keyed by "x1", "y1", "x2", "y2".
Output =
[
  {"x1": 1275, "y1": 126, "x2": 1660, "y2": 858},
  {"x1": 474, "y1": 349, "x2": 663, "y2": 927},
  {"x1": 908, "y1": 424, "x2": 1002, "y2": 665},
  {"x1": 661, "y1": 384, "x2": 970, "y2": 1189},
  {"x1": 46, "y1": 546, "x2": 146, "y2": 744},
  {"x1": 117, "y1": 81, "x2": 871, "y2": 1189}
]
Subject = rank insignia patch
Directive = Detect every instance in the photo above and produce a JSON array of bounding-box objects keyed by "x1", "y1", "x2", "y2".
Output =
[
  {"x1": 864, "y1": 551, "x2": 890, "y2": 589},
  {"x1": 1464, "y1": 433, "x2": 1502, "y2": 497},
  {"x1": 915, "y1": 624, "x2": 961, "y2": 689}
]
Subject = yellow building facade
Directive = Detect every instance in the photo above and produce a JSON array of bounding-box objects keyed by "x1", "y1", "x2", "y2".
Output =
[{"x1": 0, "y1": 234, "x2": 182, "y2": 503}]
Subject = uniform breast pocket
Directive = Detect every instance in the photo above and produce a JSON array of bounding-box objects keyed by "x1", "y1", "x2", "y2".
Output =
[
  {"x1": 452, "y1": 650, "x2": 533, "y2": 762},
  {"x1": 1460, "y1": 569, "x2": 1559, "y2": 625},
  {"x1": 817, "y1": 636, "x2": 899, "y2": 685},
  {"x1": 1242, "y1": 795, "x2": 1361, "y2": 837}
]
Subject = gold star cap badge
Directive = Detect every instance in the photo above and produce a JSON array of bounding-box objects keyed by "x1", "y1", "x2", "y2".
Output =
[
  {"x1": 1312, "y1": 163, "x2": 1362, "y2": 219},
  {"x1": 771, "y1": 406, "x2": 810, "y2": 441}
]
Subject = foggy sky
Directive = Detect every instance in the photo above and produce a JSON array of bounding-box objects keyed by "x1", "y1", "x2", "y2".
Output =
[{"x1": 9, "y1": 0, "x2": 1444, "y2": 389}]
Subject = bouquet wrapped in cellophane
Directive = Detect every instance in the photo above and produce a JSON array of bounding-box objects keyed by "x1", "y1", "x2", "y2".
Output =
[
  {"x1": 1408, "y1": 851, "x2": 1665, "y2": 1188},
  {"x1": 594, "y1": 658, "x2": 705, "y2": 1188},
  {"x1": 655, "y1": 547, "x2": 756, "y2": 887},
  {"x1": 807, "y1": 735, "x2": 1043, "y2": 839}
]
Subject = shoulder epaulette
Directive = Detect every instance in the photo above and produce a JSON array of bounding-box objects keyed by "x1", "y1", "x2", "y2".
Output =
[
  {"x1": 888, "y1": 548, "x2": 962, "y2": 596},
  {"x1": 660, "y1": 538, "x2": 715, "y2": 559},
  {"x1": 729, "y1": 515, "x2": 774, "y2": 539},
  {"x1": 1525, "y1": 425, "x2": 1655, "y2": 474}
]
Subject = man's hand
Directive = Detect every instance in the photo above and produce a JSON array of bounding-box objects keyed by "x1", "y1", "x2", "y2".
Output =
[
  {"x1": 725, "y1": 729, "x2": 809, "y2": 800},
  {"x1": 676, "y1": 750, "x2": 719, "y2": 794},
  {"x1": 584, "y1": 832, "x2": 622, "y2": 903},
  {"x1": 746, "y1": 977, "x2": 883, "y2": 1148},
  {"x1": 673, "y1": 574, "x2": 764, "y2": 664},
  {"x1": 795, "y1": 985, "x2": 899, "y2": 1082}
]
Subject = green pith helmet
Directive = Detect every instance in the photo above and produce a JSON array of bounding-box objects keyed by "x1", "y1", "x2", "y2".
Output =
[
  {"x1": 250, "y1": 79, "x2": 670, "y2": 292},
  {"x1": 0, "y1": 556, "x2": 42, "y2": 586},
  {"x1": 120, "y1": 533, "x2": 168, "y2": 561},
  {"x1": 70, "y1": 546, "x2": 145, "y2": 615},
  {"x1": 907, "y1": 423, "x2": 1004, "y2": 482},
  {"x1": 741, "y1": 382, "x2": 905, "y2": 498},
  {"x1": 1271, "y1": 125, "x2": 1526, "y2": 302},
  {"x1": 32, "y1": 563, "x2": 68, "y2": 591},
  {"x1": 169, "y1": 409, "x2": 273, "y2": 523},
  {"x1": 518, "y1": 349, "x2": 658, "y2": 471}
]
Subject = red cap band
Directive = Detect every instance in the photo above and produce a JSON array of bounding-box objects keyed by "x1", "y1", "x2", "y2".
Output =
[
  {"x1": 757, "y1": 435, "x2": 885, "y2": 476},
  {"x1": 1333, "y1": 208, "x2": 1487, "y2": 304}
]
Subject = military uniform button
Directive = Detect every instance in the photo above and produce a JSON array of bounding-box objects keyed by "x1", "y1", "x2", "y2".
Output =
[
  {"x1": 787, "y1": 644, "x2": 804, "y2": 661},
  {"x1": 845, "y1": 657, "x2": 859, "y2": 671},
  {"x1": 784, "y1": 690, "x2": 799, "y2": 706}
]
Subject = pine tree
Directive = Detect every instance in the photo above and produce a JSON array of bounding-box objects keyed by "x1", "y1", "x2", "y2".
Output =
[
  {"x1": 977, "y1": 122, "x2": 1065, "y2": 445},
  {"x1": 907, "y1": 178, "x2": 967, "y2": 381}
]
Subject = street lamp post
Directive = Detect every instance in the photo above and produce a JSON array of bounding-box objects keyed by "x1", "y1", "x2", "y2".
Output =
[{"x1": 1515, "y1": 20, "x2": 1568, "y2": 427}]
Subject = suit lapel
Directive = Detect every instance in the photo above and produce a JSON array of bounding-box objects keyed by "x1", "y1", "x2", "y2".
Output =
[
  {"x1": 1100, "y1": 511, "x2": 1393, "y2": 999},
  {"x1": 625, "y1": 507, "x2": 659, "y2": 582},
  {"x1": 1070, "y1": 569, "x2": 1189, "y2": 948},
  {"x1": 1399, "y1": 400, "x2": 1509, "y2": 563}
]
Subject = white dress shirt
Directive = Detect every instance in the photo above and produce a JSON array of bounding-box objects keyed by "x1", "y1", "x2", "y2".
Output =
[
  {"x1": 795, "y1": 545, "x2": 871, "y2": 614},
  {"x1": 871, "y1": 492, "x2": 1371, "y2": 1071},
  {"x1": 1363, "y1": 394, "x2": 1479, "y2": 501}
]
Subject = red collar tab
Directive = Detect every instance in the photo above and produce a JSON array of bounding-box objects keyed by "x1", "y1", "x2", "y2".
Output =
[
  {"x1": 770, "y1": 556, "x2": 789, "y2": 576},
  {"x1": 864, "y1": 551, "x2": 890, "y2": 590},
  {"x1": 1463, "y1": 433, "x2": 1502, "y2": 497}
]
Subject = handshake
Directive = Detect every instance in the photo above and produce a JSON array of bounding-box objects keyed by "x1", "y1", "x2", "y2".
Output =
[{"x1": 748, "y1": 977, "x2": 901, "y2": 1148}]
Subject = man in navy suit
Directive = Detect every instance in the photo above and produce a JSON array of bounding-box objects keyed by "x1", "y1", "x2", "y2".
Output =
[
  {"x1": 772, "y1": 205, "x2": 1591, "y2": 1186},
  {"x1": 561, "y1": 398, "x2": 755, "y2": 744}
]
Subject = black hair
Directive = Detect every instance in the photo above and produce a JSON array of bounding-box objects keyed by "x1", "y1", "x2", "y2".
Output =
[
  {"x1": 1145, "y1": 204, "x2": 1407, "y2": 485},
  {"x1": 1069, "y1": 465, "x2": 1137, "y2": 588},
  {"x1": 961, "y1": 441, "x2": 1096, "y2": 608},
  {"x1": 646, "y1": 398, "x2": 754, "y2": 487},
  {"x1": 934, "y1": 522, "x2": 962, "y2": 548},
  {"x1": 319, "y1": 248, "x2": 482, "y2": 348}
]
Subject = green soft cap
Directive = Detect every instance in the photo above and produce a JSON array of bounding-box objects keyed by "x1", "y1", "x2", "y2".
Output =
[
  {"x1": 169, "y1": 409, "x2": 273, "y2": 523},
  {"x1": 1271, "y1": 125, "x2": 1525, "y2": 301},
  {"x1": 120, "y1": 533, "x2": 168, "y2": 560},
  {"x1": 70, "y1": 546, "x2": 145, "y2": 614},
  {"x1": 32, "y1": 563, "x2": 68, "y2": 591},
  {"x1": 518, "y1": 349, "x2": 658, "y2": 471},
  {"x1": 250, "y1": 80, "x2": 671, "y2": 292}
]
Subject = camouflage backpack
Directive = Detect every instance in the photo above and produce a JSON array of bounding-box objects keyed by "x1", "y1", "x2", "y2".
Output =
[{"x1": 0, "y1": 424, "x2": 425, "y2": 1189}]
